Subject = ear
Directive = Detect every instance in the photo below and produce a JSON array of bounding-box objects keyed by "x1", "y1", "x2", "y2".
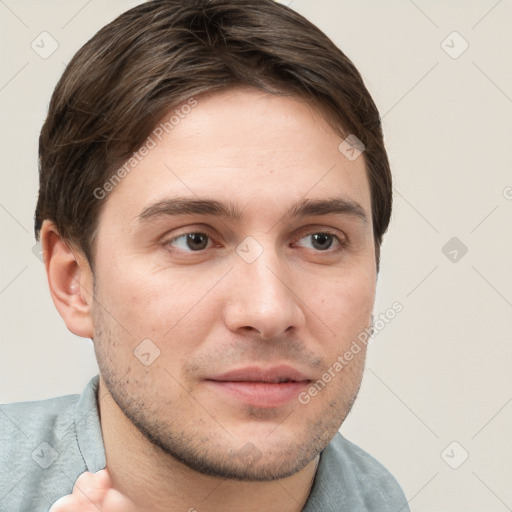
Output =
[{"x1": 40, "y1": 220, "x2": 95, "y2": 338}]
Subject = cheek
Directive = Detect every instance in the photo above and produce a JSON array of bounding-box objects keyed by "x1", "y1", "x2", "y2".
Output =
[
  {"x1": 94, "y1": 258, "x2": 220, "y2": 356},
  {"x1": 317, "y1": 265, "x2": 376, "y2": 338}
]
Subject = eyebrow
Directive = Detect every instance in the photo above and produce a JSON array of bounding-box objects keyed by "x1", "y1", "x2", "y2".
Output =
[{"x1": 137, "y1": 197, "x2": 368, "y2": 224}]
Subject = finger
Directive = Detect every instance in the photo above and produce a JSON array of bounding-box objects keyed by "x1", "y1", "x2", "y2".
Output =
[
  {"x1": 102, "y1": 488, "x2": 138, "y2": 512},
  {"x1": 71, "y1": 470, "x2": 110, "y2": 506},
  {"x1": 49, "y1": 494, "x2": 75, "y2": 511},
  {"x1": 49, "y1": 470, "x2": 120, "y2": 512},
  {"x1": 72, "y1": 470, "x2": 111, "y2": 492},
  {"x1": 99, "y1": 467, "x2": 114, "y2": 487},
  {"x1": 94, "y1": 468, "x2": 113, "y2": 487},
  {"x1": 49, "y1": 494, "x2": 89, "y2": 512}
]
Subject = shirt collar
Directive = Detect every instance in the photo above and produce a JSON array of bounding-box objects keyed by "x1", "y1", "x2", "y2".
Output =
[{"x1": 73, "y1": 374, "x2": 106, "y2": 472}]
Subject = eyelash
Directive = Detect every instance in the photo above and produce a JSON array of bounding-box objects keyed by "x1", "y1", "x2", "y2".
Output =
[{"x1": 164, "y1": 228, "x2": 348, "y2": 254}]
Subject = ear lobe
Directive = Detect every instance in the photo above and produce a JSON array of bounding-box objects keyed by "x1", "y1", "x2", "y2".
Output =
[{"x1": 40, "y1": 220, "x2": 95, "y2": 338}]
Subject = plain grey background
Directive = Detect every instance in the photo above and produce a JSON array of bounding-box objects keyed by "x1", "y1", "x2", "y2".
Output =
[{"x1": 1, "y1": 1, "x2": 511, "y2": 510}]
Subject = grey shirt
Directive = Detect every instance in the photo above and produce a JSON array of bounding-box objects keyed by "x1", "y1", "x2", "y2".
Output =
[{"x1": 0, "y1": 375, "x2": 410, "y2": 511}]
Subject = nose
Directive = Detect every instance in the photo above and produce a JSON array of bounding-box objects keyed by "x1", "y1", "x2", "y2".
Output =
[{"x1": 223, "y1": 247, "x2": 306, "y2": 340}]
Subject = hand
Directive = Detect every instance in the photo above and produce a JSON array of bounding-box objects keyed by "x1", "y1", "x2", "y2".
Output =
[{"x1": 49, "y1": 468, "x2": 137, "y2": 512}]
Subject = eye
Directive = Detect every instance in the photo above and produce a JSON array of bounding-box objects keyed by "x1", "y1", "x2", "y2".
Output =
[
  {"x1": 295, "y1": 230, "x2": 345, "y2": 252},
  {"x1": 166, "y1": 232, "x2": 211, "y2": 252},
  {"x1": 164, "y1": 229, "x2": 346, "y2": 255}
]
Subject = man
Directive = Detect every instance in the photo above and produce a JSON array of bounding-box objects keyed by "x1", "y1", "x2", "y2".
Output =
[{"x1": 0, "y1": 0, "x2": 409, "y2": 510}]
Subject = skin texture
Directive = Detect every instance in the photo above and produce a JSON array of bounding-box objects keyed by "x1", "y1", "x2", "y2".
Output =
[{"x1": 44, "y1": 86, "x2": 376, "y2": 512}]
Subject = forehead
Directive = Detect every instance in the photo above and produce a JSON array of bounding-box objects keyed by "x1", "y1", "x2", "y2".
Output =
[{"x1": 98, "y1": 87, "x2": 371, "y2": 227}]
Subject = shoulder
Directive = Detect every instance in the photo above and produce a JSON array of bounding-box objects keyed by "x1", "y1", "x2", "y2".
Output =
[
  {"x1": 329, "y1": 432, "x2": 400, "y2": 479},
  {"x1": 305, "y1": 432, "x2": 410, "y2": 512},
  {"x1": 1, "y1": 392, "x2": 79, "y2": 423},
  {"x1": 0, "y1": 392, "x2": 80, "y2": 451},
  {"x1": 0, "y1": 392, "x2": 84, "y2": 510}
]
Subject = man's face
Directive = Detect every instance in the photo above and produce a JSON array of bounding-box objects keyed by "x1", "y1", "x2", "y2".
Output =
[{"x1": 90, "y1": 86, "x2": 376, "y2": 480}]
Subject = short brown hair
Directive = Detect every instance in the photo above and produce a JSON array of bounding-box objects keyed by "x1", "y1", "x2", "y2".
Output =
[{"x1": 35, "y1": 0, "x2": 392, "y2": 271}]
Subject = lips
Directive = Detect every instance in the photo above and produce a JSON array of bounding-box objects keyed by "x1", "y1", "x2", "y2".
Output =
[
  {"x1": 205, "y1": 365, "x2": 312, "y2": 408},
  {"x1": 207, "y1": 365, "x2": 312, "y2": 383}
]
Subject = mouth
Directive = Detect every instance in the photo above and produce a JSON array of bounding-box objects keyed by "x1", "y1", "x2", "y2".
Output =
[{"x1": 205, "y1": 365, "x2": 312, "y2": 408}]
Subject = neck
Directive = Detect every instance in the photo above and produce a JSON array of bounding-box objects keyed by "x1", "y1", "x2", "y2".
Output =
[{"x1": 97, "y1": 377, "x2": 320, "y2": 512}]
